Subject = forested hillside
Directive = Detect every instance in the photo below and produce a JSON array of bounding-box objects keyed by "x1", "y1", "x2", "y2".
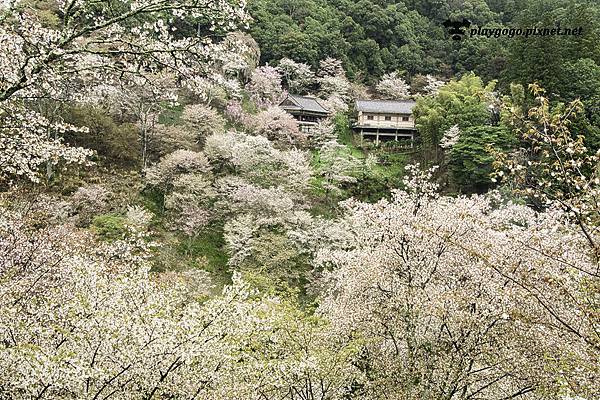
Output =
[
  {"x1": 249, "y1": 0, "x2": 600, "y2": 86},
  {"x1": 0, "y1": 0, "x2": 599, "y2": 399}
]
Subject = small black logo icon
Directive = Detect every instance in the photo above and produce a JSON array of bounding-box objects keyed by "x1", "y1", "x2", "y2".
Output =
[{"x1": 443, "y1": 18, "x2": 471, "y2": 40}]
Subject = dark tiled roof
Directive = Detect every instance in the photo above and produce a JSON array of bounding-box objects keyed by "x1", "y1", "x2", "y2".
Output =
[
  {"x1": 356, "y1": 99, "x2": 416, "y2": 114},
  {"x1": 280, "y1": 94, "x2": 329, "y2": 114}
]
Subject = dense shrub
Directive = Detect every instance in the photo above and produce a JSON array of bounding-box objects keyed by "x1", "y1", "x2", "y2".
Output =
[
  {"x1": 61, "y1": 105, "x2": 140, "y2": 167},
  {"x1": 91, "y1": 213, "x2": 128, "y2": 241}
]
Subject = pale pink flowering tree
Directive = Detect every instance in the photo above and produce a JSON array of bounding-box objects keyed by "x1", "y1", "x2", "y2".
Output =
[
  {"x1": 439, "y1": 124, "x2": 461, "y2": 150},
  {"x1": 100, "y1": 73, "x2": 178, "y2": 170},
  {"x1": 0, "y1": 102, "x2": 93, "y2": 184},
  {"x1": 0, "y1": 0, "x2": 248, "y2": 183},
  {"x1": 317, "y1": 57, "x2": 345, "y2": 78},
  {"x1": 125, "y1": 205, "x2": 154, "y2": 231},
  {"x1": 423, "y1": 74, "x2": 446, "y2": 96},
  {"x1": 376, "y1": 71, "x2": 411, "y2": 100},
  {"x1": 317, "y1": 140, "x2": 363, "y2": 196},
  {"x1": 145, "y1": 150, "x2": 215, "y2": 234},
  {"x1": 278, "y1": 58, "x2": 315, "y2": 94},
  {"x1": 310, "y1": 118, "x2": 338, "y2": 148},
  {"x1": 318, "y1": 75, "x2": 351, "y2": 102},
  {"x1": 0, "y1": 0, "x2": 249, "y2": 103},
  {"x1": 316, "y1": 165, "x2": 599, "y2": 399},
  {"x1": 145, "y1": 149, "x2": 211, "y2": 194},
  {"x1": 176, "y1": 204, "x2": 212, "y2": 237},
  {"x1": 185, "y1": 73, "x2": 242, "y2": 107},
  {"x1": 316, "y1": 61, "x2": 350, "y2": 112},
  {"x1": 0, "y1": 201, "x2": 361, "y2": 399},
  {"x1": 219, "y1": 32, "x2": 260, "y2": 80},
  {"x1": 70, "y1": 183, "x2": 113, "y2": 225},
  {"x1": 181, "y1": 103, "x2": 226, "y2": 143},
  {"x1": 218, "y1": 178, "x2": 316, "y2": 278},
  {"x1": 245, "y1": 65, "x2": 284, "y2": 108},
  {"x1": 224, "y1": 100, "x2": 248, "y2": 125},
  {"x1": 204, "y1": 130, "x2": 315, "y2": 275},
  {"x1": 164, "y1": 173, "x2": 216, "y2": 235},
  {"x1": 249, "y1": 106, "x2": 306, "y2": 147},
  {"x1": 216, "y1": 176, "x2": 298, "y2": 217},
  {"x1": 494, "y1": 84, "x2": 600, "y2": 257},
  {"x1": 319, "y1": 94, "x2": 348, "y2": 114},
  {"x1": 204, "y1": 131, "x2": 312, "y2": 194}
]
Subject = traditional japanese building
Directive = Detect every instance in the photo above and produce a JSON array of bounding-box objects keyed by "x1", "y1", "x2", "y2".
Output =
[
  {"x1": 279, "y1": 94, "x2": 330, "y2": 134},
  {"x1": 353, "y1": 99, "x2": 417, "y2": 145}
]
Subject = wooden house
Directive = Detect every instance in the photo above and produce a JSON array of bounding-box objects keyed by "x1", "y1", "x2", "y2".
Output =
[
  {"x1": 353, "y1": 99, "x2": 417, "y2": 145},
  {"x1": 279, "y1": 94, "x2": 330, "y2": 134}
]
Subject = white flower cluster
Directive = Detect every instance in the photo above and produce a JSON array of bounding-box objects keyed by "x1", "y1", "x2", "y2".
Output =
[{"x1": 376, "y1": 71, "x2": 411, "y2": 100}]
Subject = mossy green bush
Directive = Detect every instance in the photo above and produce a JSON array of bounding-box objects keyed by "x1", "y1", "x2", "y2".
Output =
[{"x1": 91, "y1": 213, "x2": 128, "y2": 241}]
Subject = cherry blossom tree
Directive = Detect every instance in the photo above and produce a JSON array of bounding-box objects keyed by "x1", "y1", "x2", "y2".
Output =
[
  {"x1": 97, "y1": 73, "x2": 178, "y2": 170},
  {"x1": 224, "y1": 100, "x2": 248, "y2": 125},
  {"x1": 0, "y1": 0, "x2": 248, "y2": 183},
  {"x1": 440, "y1": 124, "x2": 461, "y2": 150},
  {"x1": 204, "y1": 130, "x2": 316, "y2": 283},
  {"x1": 0, "y1": 199, "x2": 361, "y2": 399},
  {"x1": 204, "y1": 130, "x2": 312, "y2": 195},
  {"x1": 70, "y1": 183, "x2": 112, "y2": 225},
  {"x1": 315, "y1": 57, "x2": 350, "y2": 112},
  {"x1": 317, "y1": 81, "x2": 350, "y2": 115},
  {"x1": 318, "y1": 76, "x2": 351, "y2": 102},
  {"x1": 317, "y1": 140, "x2": 363, "y2": 196},
  {"x1": 310, "y1": 118, "x2": 338, "y2": 148},
  {"x1": 217, "y1": 31, "x2": 260, "y2": 81},
  {"x1": 125, "y1": 204, "x2": 154, "y2": 231},
  {"x1": 181, "y1": 103, "x2": 226, "y2": 144},
  {"x1": 245, "y1": 65, "x2": 283, "y2": 108},
  {"x1": 349, "y1": 82, "x2": 371, "y2": 100},
  {"x1": 164, "y1": 172, "x2": 216, "y2": 235},
  {"x1": 376, "y1": 71, "x2": 411, "y2": 100},
  {"x1": 317, "y1": 57, "x2": 345, "y2": 78},
  {"x1": 494, "y1": 84, "x2": 600, "y2": 257},
  {"x1": 249, "y1": 106, "x2": 306, "y2": 148},
  {"x1": 144, "y1": 149, "x2": 215, "y2": 233},
  {"x1": 278, "y1": 57, "x2": 314, "y2": 94},
  {"x1": 145, "y1": 149, "x2": 211, "y2": 194},
  {"x1": 322, "y1": 95, "x2": 349, "y2": 114},
  {"x1": 0, "y1": 102, "x2": 93, "y2": 184},
  {"x1": 423, "y1": 74, "x2": 446, "y2": 96},
  {"x1": 0, "y1": 0, "x2": 249, "y2": 103},
  {"x1": 316, "y1": 165, "x2": 599, "y2": 399},
  {"x1": 185, "y1": 73, "x2": 242, "y2": 107}
]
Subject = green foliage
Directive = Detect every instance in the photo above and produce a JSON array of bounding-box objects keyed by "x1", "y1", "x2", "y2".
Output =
[
  {"x1": 351, "y1": 149, "x2": 408, "y2": 202},
  {"x1": 503, "y1": 79, "x2": 600, "y2": 152},
  {"x1": 157, "y1": 103, "x2": 184, "y2": 126},
  {"x1": 449, "y1": 125, "x2": 516, "y2": 193},
  {"x1": 177, "y1": 224, "x2": 229, "y2": 274},
  {"x1": 91, "y1": 213, "x2": 128, "y2": 241},
  {"x1": 248, "y1": 0, "x2": 436, "y2": 80},
  {"x1": 555, "y1": 58, "x2": 600, "y2": 150},
  {"x1": 140, "y1": 187, "x2": 165, "y2": 216},
  {"x1": 61, "y1": 105, "x2": 140, "y2": 167},
  {"x1": 331, "y1": 113, "x2": 352, "y2": 143},
  {"x1": 451, "y1": 27, "x2": 509, "y2": 83},
  {"x1": 249, "y1": 0, "x2": 600, "y2": 96},
  {"x1": 249, "y1": 0, "x2": 525, "y2": 81},
  {"x1": 20, "y1": 0, "x2": 61, "y2": 27},
  {"x1": 414, "y1": 73, "x2": 495, "y2": 162},
  {"x1": 505, "y1": 0, "x2": 600, "y2": 92}
]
